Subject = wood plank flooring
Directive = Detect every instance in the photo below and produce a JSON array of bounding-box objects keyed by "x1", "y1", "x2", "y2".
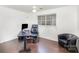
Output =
[{"x1": 0, "y1": 38, "x2": 68, "y2": 53}]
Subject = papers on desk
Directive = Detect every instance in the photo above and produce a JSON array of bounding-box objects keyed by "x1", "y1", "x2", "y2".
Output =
[
  {"x1": 18, "y1": 30, "x2": 30, "y2": 36},
  {"x1": 18, "y1": 28, "x2": 38, "y2": 37}
]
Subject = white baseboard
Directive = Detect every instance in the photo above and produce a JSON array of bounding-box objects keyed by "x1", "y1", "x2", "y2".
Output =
[
  {"x1": 0, "y1": 37, "x2": 17, "y2": 44},
  {"x1": 39, "y1": 36, "x2": 58, "y2": 42}
]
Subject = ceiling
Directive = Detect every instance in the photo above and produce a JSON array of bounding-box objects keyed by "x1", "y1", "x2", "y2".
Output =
[{"x1": 2, "y1": 5, "x2": 66, "y2": 13}]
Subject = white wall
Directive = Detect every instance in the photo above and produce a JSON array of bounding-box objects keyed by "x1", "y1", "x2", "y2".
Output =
[
  {"x1": 76, "y1": 6, "x2": 79, "y2": 36},
  {"x1": 28, "y1": 6, "x2": 78, "y2": 41},
  {"x1": 0, "y1": 6, "x2": 29, "y2": 43},
  {"x1": 57, "y1": 6, "x2": 78, "y2": 34},
  {"x1": 25, "y1": 13, "x2": 38, "y2": 30},
  {"x1": 75, "y1": 6, "x2": 79, "y2": 52}
]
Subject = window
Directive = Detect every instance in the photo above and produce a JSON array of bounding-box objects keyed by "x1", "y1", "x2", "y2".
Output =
[{"x1": 38, "y1": 14, "x2": 56, "y2": 26}]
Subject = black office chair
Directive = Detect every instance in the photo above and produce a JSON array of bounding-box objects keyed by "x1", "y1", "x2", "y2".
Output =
[{"x1": 31, "y1": 24, "x2": 39, "y2": 43}]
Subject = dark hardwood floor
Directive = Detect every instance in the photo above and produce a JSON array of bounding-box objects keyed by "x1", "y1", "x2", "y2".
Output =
[{"x1": 0, "y1": 38, "x2": 68, "y2": 53}]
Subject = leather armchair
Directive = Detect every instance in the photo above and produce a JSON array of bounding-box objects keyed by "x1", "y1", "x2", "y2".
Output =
[{"x1": 58, "y1": 33, "x2": 78, "y2": 52}]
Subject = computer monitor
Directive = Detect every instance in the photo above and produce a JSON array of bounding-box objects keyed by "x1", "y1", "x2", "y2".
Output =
[{"x1": 22, "y1": 24, "x2": 28, "y2": 30}]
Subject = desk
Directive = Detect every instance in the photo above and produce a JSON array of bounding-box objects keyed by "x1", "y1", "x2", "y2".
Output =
[{"x1": 18, "y1": 30, "x2": 31, "y2": 52}]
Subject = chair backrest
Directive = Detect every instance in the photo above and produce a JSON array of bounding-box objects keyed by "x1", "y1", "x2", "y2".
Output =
[
  {"x1": 32, "y1": 24, "x2": 38, "y2": 28},
  {"x1": 58, "y1": 33, "x2": 78, "y2": 45},
  {"x1": 31, "y1": 24, "x2": 38, "y2": 34}
]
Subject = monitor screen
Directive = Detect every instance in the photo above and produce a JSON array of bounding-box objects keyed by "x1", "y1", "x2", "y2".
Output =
[{"x1": 22, "y1": 24, "x2": 28, "y2": 30}]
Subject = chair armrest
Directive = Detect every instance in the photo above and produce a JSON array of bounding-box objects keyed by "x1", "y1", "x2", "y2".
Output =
[{"x1": 67, "y1": 39, "x2": 76, "y2": 45}]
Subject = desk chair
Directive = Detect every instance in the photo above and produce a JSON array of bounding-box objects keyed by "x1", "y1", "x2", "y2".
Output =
[{"x1": 31, "y1": 24, "x2": 39, "y2": 43}]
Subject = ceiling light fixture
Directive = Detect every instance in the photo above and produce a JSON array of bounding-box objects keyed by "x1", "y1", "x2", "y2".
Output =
[
  {"x1": 32, "y1": 6, "x2": 37, "y2": 13},
  {"x1": 32, "y1": 9, "x2": 37, "y2": 13}
]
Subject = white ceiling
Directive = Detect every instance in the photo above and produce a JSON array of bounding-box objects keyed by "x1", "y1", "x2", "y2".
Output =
[{"x1": 2, "y1": 5, "x2": 66, "y2": 13}]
